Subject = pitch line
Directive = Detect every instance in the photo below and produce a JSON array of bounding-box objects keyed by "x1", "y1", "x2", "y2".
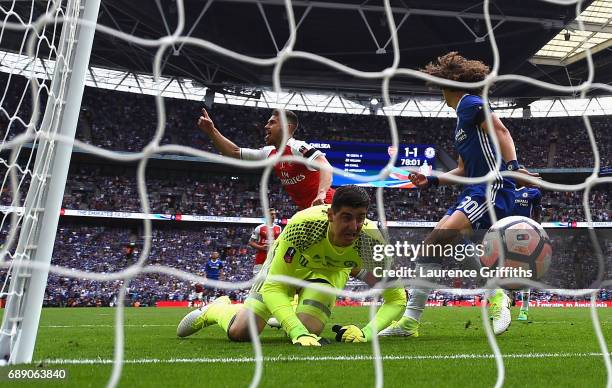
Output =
[
  {"x1": 41, "y1": 324, "x2": 175, "y2": 328},
  {"x1": 36, "y1": 352, "x2": 612, "y2": 365},
  {"x1": 41, "y1": 321, "x2": 601, "y2": 328}
]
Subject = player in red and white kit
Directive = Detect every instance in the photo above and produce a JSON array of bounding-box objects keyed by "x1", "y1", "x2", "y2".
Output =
[
  {"x1": 248, "y1": 208, "x2": 282, "y2": 275},
  {"x1": 197, "y1": 108, "x2": 334, "y2": 209},
  {"x1": 197, "y1": 108, "x2": 333, "y2": 329}
]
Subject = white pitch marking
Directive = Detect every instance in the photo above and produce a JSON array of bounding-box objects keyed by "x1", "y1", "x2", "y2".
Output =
[
  {"x1": 41, "y1": 324, "x2": 175, "y2": 328},
  {"x1": 39, "y1": 321, "x2": 605, "y2": 328},
  {"x1": 36, "y1": 352, "x2": 612, "y2": 365}
]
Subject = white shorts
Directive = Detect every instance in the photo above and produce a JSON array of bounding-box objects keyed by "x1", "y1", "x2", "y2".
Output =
[{"x1": 253, "y1": 263, "x2": 263, "y2": 275}]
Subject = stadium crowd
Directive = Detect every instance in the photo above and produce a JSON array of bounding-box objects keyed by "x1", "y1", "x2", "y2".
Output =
[
  {"x1": 31, "y1": 224, "x2": 611, "y2": 307},
  {"x1": 1, "y1": 75, "x2": 611, "y2": 169},
  {"x1": 1, "y1": 74, "x2": 611, "y2": 308},
  {"x1": 59, "y1": 164, "x2": 611, "y2": 222},
  {"x1": 75, "y1": 89, "x2": 612, "y2": 169},
  {"x1": 43, "y1": 225, "x2": 256, "y2": 307},
  {"x1": 2, "y1": 165, "x2": 609, "y2": 223}
]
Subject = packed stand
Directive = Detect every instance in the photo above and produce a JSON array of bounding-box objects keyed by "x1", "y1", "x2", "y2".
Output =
[
  {"x1": 59, "y1": 164, "x2": 611, "y2": 222},
  {"x1": 43, "y1": 224, "x2": 256, "y2": 307},
  {"x1": 30, "y1": 223, "x2": 612, "y2": 307},
  {"x1": 2, "y1": 73, "x2": 612, "y2": 169},
  {"x1": 0, "y1": 163, "x2": 609, "y2": 223},
  {"x1": 76, "y1": 87, "x2": 612, "y2": 169}
]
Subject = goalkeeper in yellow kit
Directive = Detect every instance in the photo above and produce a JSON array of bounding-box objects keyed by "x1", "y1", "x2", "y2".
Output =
[{"x1": 176, "y1": 185, "x2": 406, "y2": 345}]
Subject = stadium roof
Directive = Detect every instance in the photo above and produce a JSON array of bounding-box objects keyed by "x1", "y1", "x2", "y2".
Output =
[
  {"x1": 3, "y1": 48, "x2": 611, "y2": 117},
  {"x1": 2, "y1": 0, "x2": 611, "y2": 107},
  {"x1": 532, "y1": 0, "x2": 612, "y2": 66}
]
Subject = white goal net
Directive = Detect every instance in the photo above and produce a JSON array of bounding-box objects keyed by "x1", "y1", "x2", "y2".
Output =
[
  {"x1": 0, "y1": 0, "x2": 610, "y2": 387},
  {"x1": 0, "y1": 0, "x2": 100, "y2": 365}
]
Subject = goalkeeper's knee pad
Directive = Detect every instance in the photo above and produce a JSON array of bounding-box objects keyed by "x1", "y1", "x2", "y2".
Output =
[{"x1": 295, "y1": 285, "x2": 335, "y2": 326}]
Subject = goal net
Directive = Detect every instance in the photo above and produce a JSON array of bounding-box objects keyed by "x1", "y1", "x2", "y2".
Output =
[
  {"x1": 0, "y1": 0, "x2": 610, "y2": 387},
  {"x1": 0, "y1": 0, "x2": 100, "y2": 365}
]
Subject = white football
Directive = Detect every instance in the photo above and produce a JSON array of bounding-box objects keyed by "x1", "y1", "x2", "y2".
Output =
[{"x1": 480, "y1": 216, "x2": 552, "y2": 280}]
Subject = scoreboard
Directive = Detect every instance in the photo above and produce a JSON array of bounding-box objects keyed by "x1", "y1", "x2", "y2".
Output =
[{"x1": 308, "y1": 141, "x2": 436, "y2": 188}]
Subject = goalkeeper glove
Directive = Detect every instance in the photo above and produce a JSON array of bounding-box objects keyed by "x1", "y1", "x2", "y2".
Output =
[
  {"x1": 332, "y1": 325, "x2": 366, "y2": 343},
  {"x1": 292, "y1": 333, "x2": 329, "y2": 346}
]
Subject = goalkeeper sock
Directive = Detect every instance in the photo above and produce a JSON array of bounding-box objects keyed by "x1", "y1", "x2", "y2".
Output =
[{"x1": 207, "y1": 303, "x2": 241, "y2": 333}]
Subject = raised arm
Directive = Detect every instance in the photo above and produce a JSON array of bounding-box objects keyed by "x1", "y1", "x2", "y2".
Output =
[
  {"x1": 311, "y1": 154, "x2": 333, "y2": 206},
  {"x1": 197, "y1": 108, "x2": 241, "y2": 159}
]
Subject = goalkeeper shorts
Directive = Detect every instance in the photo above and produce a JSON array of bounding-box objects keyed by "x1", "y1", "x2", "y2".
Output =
[{"x1": 244, "y1": 269, "x2": 350, "y2": 325}]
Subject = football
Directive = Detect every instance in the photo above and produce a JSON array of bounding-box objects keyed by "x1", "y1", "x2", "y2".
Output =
[{"x1": 480, "y1": 216, "x2": 552, "y2": 280}]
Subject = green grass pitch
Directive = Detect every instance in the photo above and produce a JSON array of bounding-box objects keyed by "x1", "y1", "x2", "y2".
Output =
[{"x1": 1, "y1": 306, "x2": 611, "y2": 387}]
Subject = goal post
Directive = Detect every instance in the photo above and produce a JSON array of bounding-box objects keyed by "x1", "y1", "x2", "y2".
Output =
[{"x1": 0, "y1": 0, "x2": 101, "y2": 364}]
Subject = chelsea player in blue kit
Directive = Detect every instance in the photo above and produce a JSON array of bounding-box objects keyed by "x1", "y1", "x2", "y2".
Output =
[
  {"x1": 513, "y1": 174, "x2": 543, "y2": 322},
  {"x1": 380, "y1": 52, "x2": 539, "y2": 337}
]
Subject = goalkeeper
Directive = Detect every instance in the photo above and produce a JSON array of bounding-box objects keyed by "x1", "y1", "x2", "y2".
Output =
[{"x1": 177, "y1": 185, "x2": 406, "y2": 345}]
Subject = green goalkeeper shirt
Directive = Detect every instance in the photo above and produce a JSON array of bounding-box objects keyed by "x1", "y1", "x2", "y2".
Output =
[
  {"x1": 260, "y1": 205, "x2": 405, "y2": 341},
  {"x1": 265, "y1": 205, "x2": 385, "y2": 279}
]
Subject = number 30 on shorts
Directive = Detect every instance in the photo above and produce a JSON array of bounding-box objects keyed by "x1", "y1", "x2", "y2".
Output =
[{"x1": 457, "y1": 196, "x2": 479, "y2": 214}]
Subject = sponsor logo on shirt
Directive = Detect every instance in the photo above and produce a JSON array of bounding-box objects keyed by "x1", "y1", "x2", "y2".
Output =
[
  {"x1": 280, "y1": 174, "x2": 306, "y2": 185},
  {"x1": 515, "y1": 198, "x2": 529, "y2": 206},
  {"x1": 455, "y1": 128, "x2": 467, "y2": 142}
]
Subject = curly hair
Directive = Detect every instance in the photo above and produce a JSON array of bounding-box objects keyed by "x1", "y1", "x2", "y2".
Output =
[{"x1": 421, "y1": 52, "x2": 490, "y2": 93}]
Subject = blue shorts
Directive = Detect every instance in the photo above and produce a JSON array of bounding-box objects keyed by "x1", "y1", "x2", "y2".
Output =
[{"x1": 445, "y1": 184, "x2": 514, "y2": 230}]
